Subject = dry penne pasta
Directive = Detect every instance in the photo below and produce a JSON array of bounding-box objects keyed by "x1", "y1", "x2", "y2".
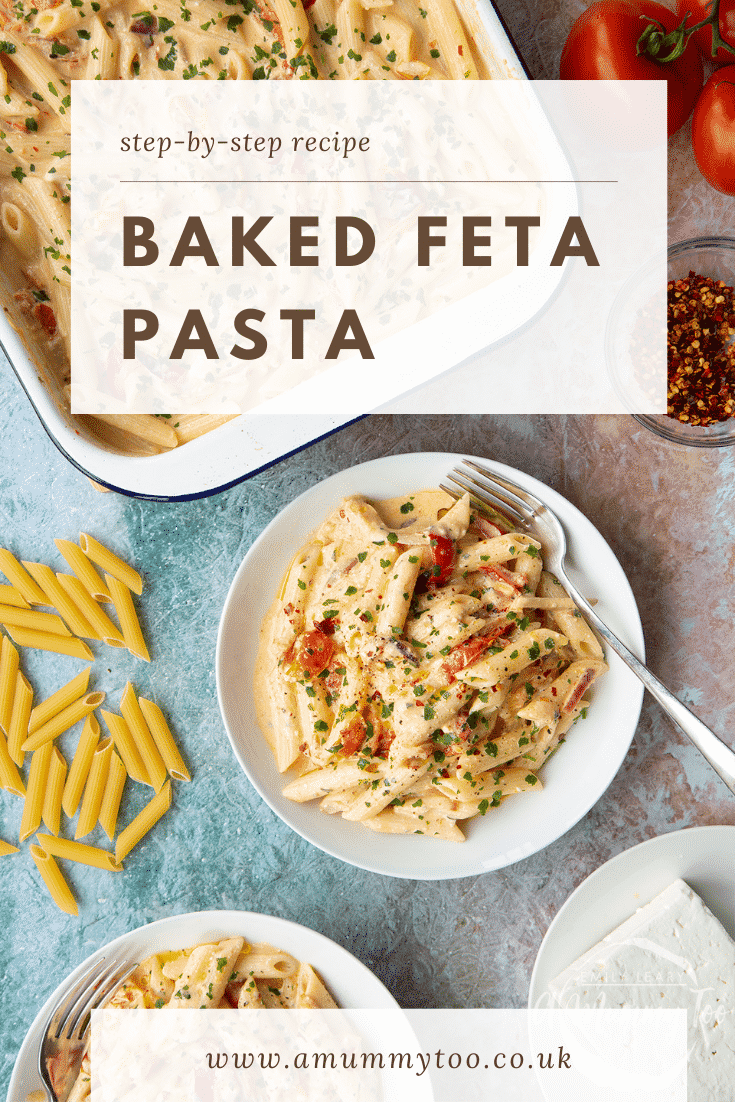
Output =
[
  {"x1": 257, "y1": 488, "x2": 606, "y2": 841},
  {"x1": 54, "y1": 540, "x2": 111, "y2": 603},
  {"x1": 115, "y1": 780, "x2": 171, "y2": 863},
  {"x1": 0, "y1": 550, "x2": 47, "y2": 605},
  {"x1": 62, "y1": 714, "x2": 100, "y2": 819},
  {"x1": 80, "y1": 534, "x2": 143, "y2": 596},
  {"x1": 0, "y1": 634, "x2": 19, "y2": 734},
  {"x1": 75, "y1": 737, "x2": 113, "y2": 839},
  {"x1": 0, "y1": 604, "x2": 71, "y2": 636},
  {"x1": 105, "y1": 576, "x2": 149, "y2": 661},
  {"x1": 42, "y1": 747, "x2": 68, "y2": 835},
  {"x1": 54, "y1": 575, "x2": 124, "y2": 646},
  {"x1": 29, "y1": 844, "x2": 78, "y2": 915},
  {"x1": 4, "y1": 627, "x2": 93, "y2": 661},
  {"x1": 0, "y1": 729, "x2": 25, "y2": 796},
  {"x1": 21, "y1": 691, "x2": 105, "y2": 753},
  {"x1": 29, "y1": 668, "x2": 91, "y2": 735},
  {"x1": 37, "y1": 833, "x2": 122, "y2": 871},
  {"x1": 20, "y1": 741, "x2": 53, "y2": 842},
  {"x1": 0, "y1": 585, "x2": 29, "y2": 609},
  {"x1": 137, "y1": 698, "x2": 190, "y2": 782},
  {"x1": 23, "y1": 562, "x2": 100, "y2": 639},
  {"x1": 0, "y1": 838, "x2": 19, "y2": 856},
  {"x1": 100, "y1": 710, "x2": 148, "y2": 786},
  {"x1": 98, "y1": 751, "x2": 127, "y2": 840},
  {"x1": 7, "y1": 671, "x2": 32, "y2": 767},
  {"x1": 119, "y1": 683, "x2": 167, "y2": 792}
]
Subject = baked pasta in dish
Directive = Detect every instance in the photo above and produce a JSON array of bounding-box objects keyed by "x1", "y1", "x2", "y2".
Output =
[
  {"x1": 255, "y1": 489, "x2": 607, "y2": 841},
  {"x1": 0, "y1": 0, "x2": 486, "y2": 455}
]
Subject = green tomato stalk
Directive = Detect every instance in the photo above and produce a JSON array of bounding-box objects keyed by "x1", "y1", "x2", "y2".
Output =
[{"x1": 636, "y1": 0, "x2": 735, "y2": 63}]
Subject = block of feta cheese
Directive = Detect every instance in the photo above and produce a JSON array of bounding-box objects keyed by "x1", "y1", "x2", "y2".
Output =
[{"x1": 548, "y1": 878, "x2": 735, "y2": 1100}]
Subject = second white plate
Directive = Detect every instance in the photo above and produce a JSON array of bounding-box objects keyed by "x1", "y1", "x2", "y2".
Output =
[{"x1": 217, "y1": 452, "x2": 645, "y2": 880}]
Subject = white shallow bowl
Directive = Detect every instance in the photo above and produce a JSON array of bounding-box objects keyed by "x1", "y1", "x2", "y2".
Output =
[
  {"x1": 8, "y1": 909, "x2": 397, "y2": 1102},
  {"x1": 216, "y1": 451, "x2": 645, "y2": 880},
  {"x1": 529, "y1": 825, "x2": 735, "y2": 1007}
]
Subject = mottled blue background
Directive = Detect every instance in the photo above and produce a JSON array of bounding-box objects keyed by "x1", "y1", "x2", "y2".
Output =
[{"x1": 2, "y1": 349, "x2": 735, "y2": 1099}]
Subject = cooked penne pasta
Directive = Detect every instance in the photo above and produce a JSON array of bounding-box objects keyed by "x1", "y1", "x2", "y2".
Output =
[
  {"x1": 115, "y1": 780, "x2": 171, "y2": 863},
  {"x1": 42, "y1": 747, "x2": 68, "y2": 835},
  {"x1": 80, "y1": 534, "x2": 143, "y2": 596},
  {"x1": 21, "y1": 691, "x2": 105, "y2": 753},
  {"x1": 29, "y1": 844, "x2": 78, "y2": 915},
  {"x1": 137, "y1": 698, "x2": 190, "y2": 782},
  {"x1": 105, "y1": 576, "x2": 149, "y2": 661},
  {"x1": 37, "y1": 833, "x2": 122, "y2": 871},
  {"x1": 62, "y1": 714, "x2": 100, "y2": 819},
  {"x1": 257, "y1": 487, "x2": 606, "y2": 841}
]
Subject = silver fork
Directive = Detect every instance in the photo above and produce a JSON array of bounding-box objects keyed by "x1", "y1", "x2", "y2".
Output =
[
  {"x1": 442, "y1": 459, "x2": 735, "y2": 797},
  {"x1": 38, "y1": 953, "x2": 138, "y2": 1102}
]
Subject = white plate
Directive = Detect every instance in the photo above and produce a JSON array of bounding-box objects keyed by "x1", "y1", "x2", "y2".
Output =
[
  {"x1": 529, "y1": 825, "x2": 735, "y2": 1007},
  {"x1": 8, "y1": 909, "x2": 397, "y2": 1102},
  {"x1": 216, "y1": 452, "x2": 645, "y2": 880}
]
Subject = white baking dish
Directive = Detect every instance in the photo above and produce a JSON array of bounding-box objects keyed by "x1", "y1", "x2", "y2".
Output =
[{"x1": 2, "y1": 3, "x2": 533, "y2": 500}]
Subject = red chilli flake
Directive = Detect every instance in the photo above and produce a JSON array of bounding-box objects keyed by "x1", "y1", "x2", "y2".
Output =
[{"x1": 667, "y1": 271, "x2": 735, "y2": 426}]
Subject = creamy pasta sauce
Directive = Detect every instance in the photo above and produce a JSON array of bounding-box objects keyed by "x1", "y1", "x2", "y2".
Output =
[{"x1": 255, "y1": 489, "x2": 607, "y2": 841}]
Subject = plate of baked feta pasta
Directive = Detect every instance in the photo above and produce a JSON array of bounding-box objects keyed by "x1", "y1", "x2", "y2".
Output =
[{"x1": 217, "y1": 453, "x2": 644, "y2": 879}]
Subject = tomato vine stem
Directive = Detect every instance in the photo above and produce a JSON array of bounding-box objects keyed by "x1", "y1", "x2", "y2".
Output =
[{"x1": 636, "y1": 0, "x2": 735, "y2": 62}]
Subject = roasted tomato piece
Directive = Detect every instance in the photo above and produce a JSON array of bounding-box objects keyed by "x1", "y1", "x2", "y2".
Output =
[
  {"x1": 35, "y1": 302, "x2": 57, "y2": 337},
  {"x1": 441, "y1": 625, "x2": 511, "y2": 682},
  {"x1": 297, "y1": 628, "x2": 335, "y2": 675},
  {"x1": 341, "y1": 717, "x2": 367, "y2": 755},
  {"x1": 427, "y1": 534, "x2": 455, "y2": 589}
]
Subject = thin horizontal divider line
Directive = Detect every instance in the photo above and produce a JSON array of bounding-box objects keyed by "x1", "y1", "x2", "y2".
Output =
[{"x1": 119, "y1": 178, "x2": 618, "y2": 184}]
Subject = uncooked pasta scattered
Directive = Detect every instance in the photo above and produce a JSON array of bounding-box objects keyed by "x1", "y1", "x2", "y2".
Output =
[{"x1": 0, "y1": 535, "x2": 189, "y2": 914}]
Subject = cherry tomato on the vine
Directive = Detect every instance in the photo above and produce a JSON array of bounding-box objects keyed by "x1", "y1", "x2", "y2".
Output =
[
  {"x1": 676, "y1": 0, "x2": 735, "y2": 66},
  {"x1": 560, "y1": 0, "x2": 704, "y2": 135},
  {"x1": 692, "y1": 65, "x2": 735, "y2": 193}
]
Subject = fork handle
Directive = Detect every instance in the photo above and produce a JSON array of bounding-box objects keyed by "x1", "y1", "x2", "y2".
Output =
[{"x1": 562, "y1": 576, "x2": 735, "y2": 797}]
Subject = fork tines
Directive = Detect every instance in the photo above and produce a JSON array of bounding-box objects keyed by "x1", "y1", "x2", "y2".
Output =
[{"x1": 441, "y1": 465, "x2": 524, "y2": 531}]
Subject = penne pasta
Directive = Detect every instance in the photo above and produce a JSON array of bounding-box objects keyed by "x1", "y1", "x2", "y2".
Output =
[
  {"x1": 19, "y1": 741, "x2": 53, "y2": 842},
  {"x1": 119, "y1": 683, "x2": 167, "y2": 792},
  {"x1": 23, "y1": 562, "x2": 101, "y2": 639},
  {"x1": 54, "y1": 575, "x2": 124, "y2": 647},
  {"x1": 0, "y1": 838, "x2": 19, "y2": 856},
  {"x1": 0, "y1": 604, "x2": 71, "y2": 636},
  {"x1": 75, "y1": 737, "x2": 113, "y2": 839},
  {"x1": 54, "y1": 539, "x2": 112, "y2": 603},
  {"x1": 0, "y1": 585, "x2": 29, "y2": 609},
  {"x1": 137, "y1": 698, "x2": 190, "y2": 782},
  {"x1": 42, "y1": 747, "x2": 68, "y2": 835},
  {"x1": 4, "y1": 627, "x2": 93, "y2": 661},
  {"x1": 21, "y1": 691, "x2": 105, "y2": 753},
  {"x1": 98, "y1": 751, "x2": 127, "y2": 840},
  {"x1": 105, "y1": 575, "x2": 149, "y2": 661},
  {"x1": 80, "y1": 535, "x2": 143, "y2": 596},
  {"x1": 29, "y1": 668, "x2": 91, "y2": 735},
  {"x1": 7, "y1": 671, "x2": 33, "y2": 767},
  {"x1": 0, "y1": 729, "x2": 25, "y2": 796},
  {"x1": 62, "y1": 714, "x2": 100, "y2": 819},
  {"x1": 0, "y1": 549, "x2": 47, "y2": 605},
  {"x1": 0, "y1": 634, "x2": 19, "y2": 734},
  {"x1": 115, "y1": 780, "x2": 171, "y2": 863},
  {"x1": 100, "y1": 709, "x2": 149, "y2": 785},
  {"x1": 37, "y1": 833, "x2": 122, "y2": 871},
  {"x1": 29, "y1": 844, "x2": 78, "y2": 915}
]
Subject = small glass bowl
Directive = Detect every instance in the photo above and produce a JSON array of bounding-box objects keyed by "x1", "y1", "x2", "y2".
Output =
[{"x1": 607, "y1": 236, "x2": 735, "y2": 448}]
